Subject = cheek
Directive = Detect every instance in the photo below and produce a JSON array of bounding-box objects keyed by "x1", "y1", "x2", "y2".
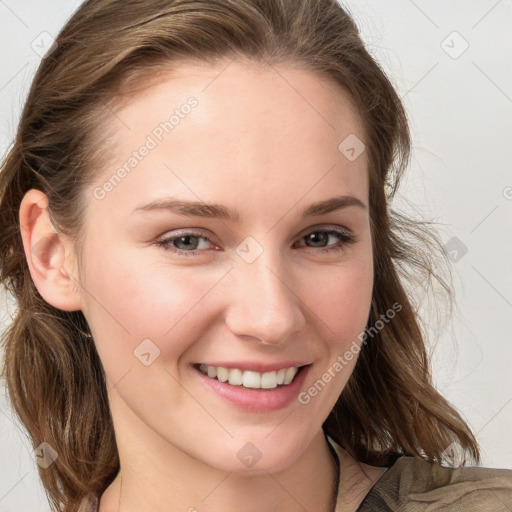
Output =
[
  {"x1": 308, "y1": 254, "x2": 373, "y2": 361},
  {"x1": 80, "y1": 246, "x2": 227, "y2": 382},
  {"x1": 291, "y1": 257, "x2": 373, "y2": 420},
  {"x1": 305, "y1": 256, "x2": 373, "y2": 348}
]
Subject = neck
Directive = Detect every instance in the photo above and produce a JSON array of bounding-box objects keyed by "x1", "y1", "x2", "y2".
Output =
[{"x1": 99, "y1": 395, "x2": 338, "y2": 512}]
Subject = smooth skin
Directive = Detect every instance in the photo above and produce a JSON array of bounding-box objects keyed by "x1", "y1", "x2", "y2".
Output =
[{"x1": 20, "y1": 58, "x2": 386, "y2": 512}]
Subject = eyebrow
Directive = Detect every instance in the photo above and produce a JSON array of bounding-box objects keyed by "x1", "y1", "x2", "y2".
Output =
[{"x1": 132, "y1": 194, "x2": 367, "y2": 222}]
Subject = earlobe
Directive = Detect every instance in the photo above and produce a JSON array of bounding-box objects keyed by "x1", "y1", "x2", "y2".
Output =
[{"x1": 19, "y1": 189, "x2": 83, "y2": 312}]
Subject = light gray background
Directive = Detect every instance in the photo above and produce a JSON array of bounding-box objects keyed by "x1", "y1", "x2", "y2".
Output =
[{"x1": 0, "y1": 1, "x2": 511, "y2": 510}]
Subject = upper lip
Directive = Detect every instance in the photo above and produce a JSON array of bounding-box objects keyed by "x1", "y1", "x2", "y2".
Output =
[{"x1": 194, "y1": 361, "x2": 312, "y2": 373}]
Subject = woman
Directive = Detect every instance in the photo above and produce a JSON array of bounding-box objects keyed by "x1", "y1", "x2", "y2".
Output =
[{"x1": 0, "y1": 1, "x2": 510, "y2": 511}]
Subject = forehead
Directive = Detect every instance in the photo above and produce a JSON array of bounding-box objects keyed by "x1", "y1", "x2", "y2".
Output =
[{"x1": 89, "y1": 58, "x2": 368, "y2": 221}]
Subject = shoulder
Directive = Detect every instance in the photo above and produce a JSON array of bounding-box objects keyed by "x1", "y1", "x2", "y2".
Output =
[{"x1": 359, "y1": 455, "x2": 512, "y2": 511}]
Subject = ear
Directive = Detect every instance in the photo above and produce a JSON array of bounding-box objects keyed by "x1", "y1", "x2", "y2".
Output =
[{"x1": 19, "y1": 189, "x2": 83, "y2": 311}]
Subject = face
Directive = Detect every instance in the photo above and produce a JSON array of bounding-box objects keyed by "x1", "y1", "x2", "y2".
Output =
[{"x1": 78, "y1": 58, "x2": 373, "y2": 474}]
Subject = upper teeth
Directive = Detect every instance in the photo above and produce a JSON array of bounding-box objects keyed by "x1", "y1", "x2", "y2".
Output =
[{"x1": 199, "y1": 364, "x2": 299, "y2": 389}]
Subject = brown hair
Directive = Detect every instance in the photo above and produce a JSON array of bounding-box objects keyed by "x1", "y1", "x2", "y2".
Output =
[{"x1": 0, "y1": 0, "x2": 479, "y2": 510}]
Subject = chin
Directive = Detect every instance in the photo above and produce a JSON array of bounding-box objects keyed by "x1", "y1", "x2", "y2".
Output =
[{"x1": 198, "y1": 432, "x2": 310, "y2": 475}]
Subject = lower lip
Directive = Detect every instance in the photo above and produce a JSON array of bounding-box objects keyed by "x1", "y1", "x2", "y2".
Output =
[{"x1": 192, "y1": 365, "x2": 311, "y2": 412}]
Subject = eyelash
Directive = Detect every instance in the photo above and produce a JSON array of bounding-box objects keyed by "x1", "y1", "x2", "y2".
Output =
[{"x1": 154, "y1": 228, "x2": 356, "y2": 257}]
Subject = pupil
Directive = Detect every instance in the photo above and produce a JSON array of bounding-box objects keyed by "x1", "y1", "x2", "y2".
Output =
[
  {"x1": 176, "y1": 235, "x2": 198, "y2": 250},
  {"x1": 308, "y1": 232, "x2": 328, "y2": 247}
]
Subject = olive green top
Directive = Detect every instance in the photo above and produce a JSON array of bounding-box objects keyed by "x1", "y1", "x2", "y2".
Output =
[{"x1": 326, "y1": 435, "x2": 512, "y2": 511}]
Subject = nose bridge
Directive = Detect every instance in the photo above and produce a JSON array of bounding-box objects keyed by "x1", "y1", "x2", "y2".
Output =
[{"x1": 225, "y1": 239, "x2": 305, "y2": 343}]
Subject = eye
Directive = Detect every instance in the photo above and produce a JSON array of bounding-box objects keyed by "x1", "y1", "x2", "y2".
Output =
[
  {"x1": 154, "y1": 230, "x2": 217, "y2": 256},
  {"x1": 294, "y1": 228, "x2": 356, "y2": 253},
  {"x1": 154, "y1": 227, "x2": 356, "y2": 257}
]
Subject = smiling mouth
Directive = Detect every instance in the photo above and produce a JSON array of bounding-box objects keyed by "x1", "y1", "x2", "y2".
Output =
[{"x1": 194, "y1": 363, "x2": 308, "y2": 390}]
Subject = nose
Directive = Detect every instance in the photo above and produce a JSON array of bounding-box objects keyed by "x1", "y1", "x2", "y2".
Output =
[{"x1": 223, "y1": 248, "x2": 306, "y2": 345}]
